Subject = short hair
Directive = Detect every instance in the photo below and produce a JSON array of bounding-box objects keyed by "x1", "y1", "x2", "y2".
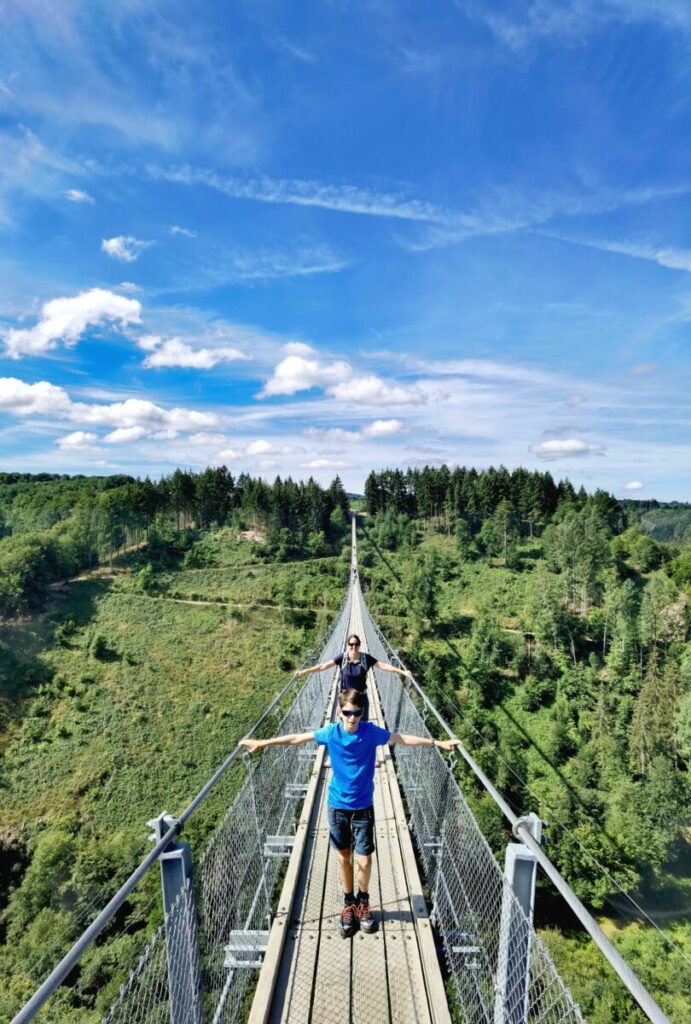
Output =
[
  {"x1": 347, "y1": 633, "x2": 361, "y2": 646},
  {"x1": 338, "y1": 689, "x2": 364, "y2": 709}
]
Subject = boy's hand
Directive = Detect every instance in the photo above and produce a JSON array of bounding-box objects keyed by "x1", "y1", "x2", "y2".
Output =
[{"x1": 239, "y1": 738, "x2": 263, "y2": 754}]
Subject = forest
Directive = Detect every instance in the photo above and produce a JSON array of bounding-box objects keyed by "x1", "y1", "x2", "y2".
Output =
[
  {"x1": 0, "y1": 465, "x2": 689, "y2": 1022},
  {"x1": 359, "y1": 466, "x2": 690, "y2": 1022}
]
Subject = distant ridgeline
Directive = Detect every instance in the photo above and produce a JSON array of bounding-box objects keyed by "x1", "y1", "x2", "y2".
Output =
[
  {"x1": 0, "y1": 469, "x2": 350, "y2": 619},
  {"x1": 364, "y1": 465, "x2": 627, "y2": 530},
  {"x1": 621, "y1": 499, "x2": 691, "y2": 543},
  {"x1": 0, "y1": 464, "x2": 688, "y2": 621}
]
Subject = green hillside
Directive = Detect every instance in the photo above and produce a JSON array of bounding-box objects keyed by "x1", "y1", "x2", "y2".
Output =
[
  {"x1": 356, "y1": 466, "x2": 691, "y2": 1024},
  {"x1": 1, "y1": 466, "x2": 689, "y2": 1023},
  {"x1": 0, "y1": 472, "x2": 351, "y2": 1021}
]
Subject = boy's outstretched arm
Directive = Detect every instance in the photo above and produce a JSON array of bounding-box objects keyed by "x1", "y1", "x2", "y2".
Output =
[
  {"x1": 389, "y1": 734, "x2": 462, "y2": 752},
  {"x1": 240, "y1": 732, "x2": 315, "y2": 755}
]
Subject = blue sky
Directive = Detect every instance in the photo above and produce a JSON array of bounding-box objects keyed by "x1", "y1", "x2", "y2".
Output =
[{"x1": 1, "y1": 1, "x2": 690, "y2": 500}]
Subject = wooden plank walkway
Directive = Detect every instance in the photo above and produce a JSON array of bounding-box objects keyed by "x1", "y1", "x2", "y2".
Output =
[{"x1": 247, "y1": 597, "x2": 452, "y2": 1024}]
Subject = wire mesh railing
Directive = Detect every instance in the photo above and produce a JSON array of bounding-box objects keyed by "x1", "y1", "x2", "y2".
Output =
[
  {"x1": 356, "y1": 585, "x2": 587, "y2": 1024},
  {"x1": 101, "y1": 592, "x2": 351, "y2": 1024}
]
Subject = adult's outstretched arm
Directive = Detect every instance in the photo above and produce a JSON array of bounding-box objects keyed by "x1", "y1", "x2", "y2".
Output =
[
  {"x1": 295, "y1": 659, "x2": 336, "y2": 678},
  {"x1": 374, "y1": 660, "x2": 413, "y2": 679}
]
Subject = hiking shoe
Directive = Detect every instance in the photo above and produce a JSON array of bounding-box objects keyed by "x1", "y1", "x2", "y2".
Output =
[
  {"x1": 356, "y1": 898, "x2": 377, "y2": 934},
  {"x1": 337, "y1": 903, "x2": 358, "y2": 938}
]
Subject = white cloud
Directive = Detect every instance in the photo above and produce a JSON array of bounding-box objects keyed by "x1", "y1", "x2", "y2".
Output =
[
  {"x1": 103, "y1": 426, "x2": 148, "y2": 444},
  {"x1": 283, "y1": 341, "x2": 317, "y2": 356},
  {"x1": 138, "y1": 334, "x2": 247, "y2": 370},
  {"x1": 565, "y1": 394, "x2": 585, "y2": 406},
  {"x1": 186, "y1": 432, "x2": 228, "y2": 446},
  {"x1": 0, "y1": 126, "x2": 84, "y2": 225},
  {"x1": 362, "y1": 418, "x2": 406, "y2": 437},
  {"x1": 0, "y1": 377, "x2": 219, "y2": 433},
  {"x1": 101, "y1": 236, "x2": 154, "y2": 262},
  {"x1": 629, "y1": 363, "x2": 658, "y2": 375},
  {"x1": 4, "y1": 288, "x2": 142, "y2": 359},
  {"x1": 215, "y1": 447, "x2": 243, "y2": 461},
  {"x1": 300, "y1": 458, "x2": 351, "y2": 469},
  {"x1": 151, "y1": 429, "x2": 179, "y2": 440},
  {"x1": 64, "y1": 188, "x2": 94, "y2": 203},
  {"x1": 221, "y1": 245, "x2": 350, "y2": 281},
  {"x1": 259, "y1": 351, "x2": 351, "y2": 397},
  {"x1": 530, "y1": 439, "x2": 605, "y2": 459},
  {"x1": 305, "y1": 426, "x2": 363, "y2": 443},
  {"x1": 261, "y1": 343, "x2": 426, "y2": 405},
  {"x1": 624, "y1": 480, "x2": 644, "y2": 491},
  {"x1": 246, "y1": 439, "x2": 297, "y2": 455},
  {"x1": 404, "y1": 357, "x2": 562, "y2": 388},
  {"x1": 549, "y1": 232, "x2": 691, "y2": 274},
  {"x1": 74, "y1": 397, "x2": 218, "y2": 432},
  {"x1": 56, "y1": 431, "x2": 98, "y2": 450},
  {"x1": 328, "y1": 375, "x2": 425, "y2": 406},
  {"x1": 148, "y1": 165, "x2": 446, "y2": 222},
  {"x1": 305, "y1": 419, "x2": 406, "y2": 443},
  {"x1": 170, "y1": 225, "x2": 197, "y2": 237},
  {"x1": 469, "y1": 1, "x2": 691, "y2": 52},
  {"x1": 118, "y1": 282, "x2": 139, "y2": 293},
  {"x1": 0, "y1": 378, "x2": 73, "y2": 416}
]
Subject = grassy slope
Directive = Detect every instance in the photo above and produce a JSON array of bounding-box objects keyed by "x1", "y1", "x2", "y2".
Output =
[{"x1": 0, "y1": 537, "x2": 348, "y2": 1021}]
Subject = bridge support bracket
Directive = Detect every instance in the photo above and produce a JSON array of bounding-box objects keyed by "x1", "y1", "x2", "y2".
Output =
[
  {"x1": 494, "y1": 816, "x2": 541, "y2": 1024},
  {"x1": 263, "y1": 835, "x2": 295, "y2": 858},
  {"x1": 284, "y1": 782, "x2": 309, "y2": 799},
  {"x1": 146, "y1": 813, "x2": 204, "y2": 1024},
  {"x1": 224, "y1": 930, "x2": 270, "y2": 970}
]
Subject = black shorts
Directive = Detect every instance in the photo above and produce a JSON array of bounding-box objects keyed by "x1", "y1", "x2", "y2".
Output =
[{"x1": 327, "y1": 805, "x2": 375, "y2": 855}]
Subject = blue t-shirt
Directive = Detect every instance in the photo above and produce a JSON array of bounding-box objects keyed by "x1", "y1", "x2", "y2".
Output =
[
  {"x1": 313, "y1": 720, "x2": 391, "y2": 810},
  {"x1": 334, "y1": 651, "x2": 377, "y2": 693}
]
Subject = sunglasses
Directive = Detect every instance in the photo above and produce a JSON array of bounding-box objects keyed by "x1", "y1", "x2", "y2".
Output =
[
  {"x1": 342, "y1": 709, "x2": 363, "y2": 718},
  {"x1": 348, "y1": 641, "x2": 360, "y2": 647}
]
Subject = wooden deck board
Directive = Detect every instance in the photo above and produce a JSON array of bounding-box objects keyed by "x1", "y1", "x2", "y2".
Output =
[
  {"x1": 308, "y1": 814, "x2": 351, "y2": 1024},
  {"x1": 268, "y1": 773, "x2": 330, "y2": 1024}
]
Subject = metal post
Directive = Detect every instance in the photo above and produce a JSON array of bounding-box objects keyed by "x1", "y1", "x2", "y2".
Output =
[
  {"x1": 147, "y1": 813, "x2": 204, "y2": 1024},
  {"x1": 494, "y1": 814, "x2": 541, "y2": 1024}
]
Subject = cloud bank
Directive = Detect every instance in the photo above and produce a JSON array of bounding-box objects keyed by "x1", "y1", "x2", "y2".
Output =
[
  {"x1": 260, "y1": 345, "x2": 425, "y2": 405},
  {"x1": 101, "y1": 236, "x2": 154, "y2": 262},
  {"x1": 530, "y1": 438, "x2": 604, "y2": 459},
  {"x1": 4, "y1": 288, "x2": 142, "y2": 359},
  {"x1": 138, "y1": 335, "x2": 247, "y2": 369}
]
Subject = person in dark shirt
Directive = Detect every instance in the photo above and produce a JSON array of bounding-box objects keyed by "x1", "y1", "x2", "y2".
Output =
[
  {"x1": 240, "y1": 689, "x2": 461, "y2": 937},
  {"x1": 295, "y1": 633, "x2": 410, "y2": 721}
]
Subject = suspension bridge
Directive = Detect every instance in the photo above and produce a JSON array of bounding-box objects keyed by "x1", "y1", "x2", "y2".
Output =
[{"x1": 12, "y1": 518, "x2": 672, "y2": 1024}]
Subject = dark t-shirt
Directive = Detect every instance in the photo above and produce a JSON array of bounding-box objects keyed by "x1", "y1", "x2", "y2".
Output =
[{"x1": 334, "y1": 651, "x2": 377, "y2": 693}]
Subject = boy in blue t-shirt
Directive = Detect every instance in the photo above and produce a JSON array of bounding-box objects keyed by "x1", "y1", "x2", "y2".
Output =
[{"x1": 240, "y1": 688, "x2": 461, "y2": 938}]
